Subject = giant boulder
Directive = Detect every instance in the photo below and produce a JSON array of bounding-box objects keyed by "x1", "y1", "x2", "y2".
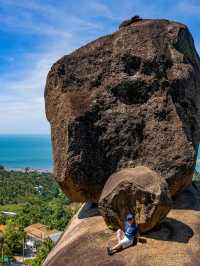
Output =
[
  {"x1": 98, "y1": 166, "x2": 171, "y2": 232},
  {"x1": 45, "y1": 18, "x2": 200, "y2": 202}
]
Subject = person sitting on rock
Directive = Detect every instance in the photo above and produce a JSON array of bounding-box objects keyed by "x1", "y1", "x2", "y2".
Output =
[{"x1": 107, "y1": 213, "x2": 138, "y2": 255}]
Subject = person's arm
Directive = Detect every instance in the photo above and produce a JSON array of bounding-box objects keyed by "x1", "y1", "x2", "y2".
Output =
[{"x1": 124, "y1": 222, "x2": 127, "y2": 233}]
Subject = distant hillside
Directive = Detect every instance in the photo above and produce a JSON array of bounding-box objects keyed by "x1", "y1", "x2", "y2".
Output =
[
  {"x1": 0, "y1": 169, "x2": 59, "y2": 205},
  {"x1": 0, "y1": 169, "x2": 81, "y2": 231}
]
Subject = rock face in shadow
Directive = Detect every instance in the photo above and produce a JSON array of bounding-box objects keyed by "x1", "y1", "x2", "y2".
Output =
[
  {"x1": 43, "y1": 183, "x2": 200, "y2": 266},
  {"x1": 45, "y1": 18, "x2": 200, "y2": 203},
  {"x1": 99, "y1": 166, "x2": 171, "y2": 233}
]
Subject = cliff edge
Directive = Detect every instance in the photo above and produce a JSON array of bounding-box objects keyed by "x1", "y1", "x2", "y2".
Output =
[{"x1": 44, "y1": 183, "x2": 200, "y2": 266}]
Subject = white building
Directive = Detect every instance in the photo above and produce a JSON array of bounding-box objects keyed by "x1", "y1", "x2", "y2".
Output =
[
  {"x1": 25, "y1": 223, "x2": 62, "y2": 252},
  {"x1": 1, "y1": 211, "x2": 17, "y2": 217}
]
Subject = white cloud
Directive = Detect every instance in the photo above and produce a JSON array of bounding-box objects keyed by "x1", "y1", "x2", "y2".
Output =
[
  {"x1": 0, "y1": 0, "x2": 103, "y2": 36},
  {"x1": 0, "y1": 0, "x2": 107, "y2": 134},
  {"x1": 86, "y1": 1, "x2": 116, "y2": 20},
  {"x1": 0, "y1": 99, "x2": 49, "y2": 134},
  {"x1": 0, "y1": 34, "x2": 75, "y2": 134},
  {"x1": 1, "y1": 39, "x2": 72, "y2": 90},
  {"x1": 0, "y1": 14, "x2": 72, "y2": 38},
  {"x1": 177, "y1": 1, "x2": 200, "y2": 16},
  {"x1": 0, "y1": 0, "x2": 59, "y2": 15}
]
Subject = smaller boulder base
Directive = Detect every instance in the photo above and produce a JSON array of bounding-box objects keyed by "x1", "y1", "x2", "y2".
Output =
[{"x1": 98, "y1": 166, "x2": 171, "y2": 233}]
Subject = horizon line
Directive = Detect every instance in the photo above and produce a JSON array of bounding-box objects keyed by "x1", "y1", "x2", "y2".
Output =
[{"x1": 0, "y1": 133, "x2": 51, "y2": 135}]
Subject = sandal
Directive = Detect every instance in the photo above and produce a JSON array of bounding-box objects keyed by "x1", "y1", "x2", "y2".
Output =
[{"x1": 107, "y1": 247, "x2": 113, "y2": 256}]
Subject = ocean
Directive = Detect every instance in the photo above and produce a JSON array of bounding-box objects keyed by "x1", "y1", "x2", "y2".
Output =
[
  {"x1": 0, "y1": 134, "x2": 199, "y2": 172},
  {"x1": 0, "y1": 134, "x2": 53, "y2": 171}
]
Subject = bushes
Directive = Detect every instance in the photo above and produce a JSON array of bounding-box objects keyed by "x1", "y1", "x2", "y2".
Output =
[
  {"x1": 193, "y1": 170, "x2": 200, "y2": 181},
  {"x1": 0, "y1": 220, "x2": 24, "y2": 258},
  {"x1": 3, "y1": 220, "x2": 24, "y2": 255},
  {"x1": 14, "y1": 197, "x2": 78, "y2": 231},
  {"x1": 0, "y1": 170, "x2": 80, "y2": 261},
  {"x1": 0, "y1": 170, "x2": 60, "y2": 205}
]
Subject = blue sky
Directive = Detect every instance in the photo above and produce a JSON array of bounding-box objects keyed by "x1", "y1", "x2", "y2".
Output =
[{"x1": 0, "y1": 0, "x2": 200, "y2": 134}]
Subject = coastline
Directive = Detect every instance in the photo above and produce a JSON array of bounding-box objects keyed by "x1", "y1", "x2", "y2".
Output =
[{"x1": 1, "y1": 166, "x2": 53, "y2": 174}]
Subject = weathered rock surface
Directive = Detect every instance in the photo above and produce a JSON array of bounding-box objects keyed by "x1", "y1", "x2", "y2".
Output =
[
  {"x1": 45, "y1": 18, "x2": 200, "y2": 202},
  {"x1": 43, "y1": 183, "x2": 200, "y2": 266},
  {"x1": 119, "y1": 15, "x2": 142, "y2": 29},
  {"x1": 99, "y1": 166, "x2": 171, "y2": 232}
]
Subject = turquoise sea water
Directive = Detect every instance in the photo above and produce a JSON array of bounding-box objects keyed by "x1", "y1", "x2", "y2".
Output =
[
  {"x1": 0, "y1": 135, "x2": 52, "y2": 171},
  {"x1": 0, "y1": 134, "x2": 199, "y2": 172}
]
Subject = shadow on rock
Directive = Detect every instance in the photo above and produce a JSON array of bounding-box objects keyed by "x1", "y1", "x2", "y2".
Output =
[
  {"x1": 78, "y1": 202, "x2": 101, "y2": 219},
  {"x1": 48, "y1": 231, "x2": 126, "y2": 266},
  {"x1": 172, "y1": 182, "x2": 200, "y2": 211},
  {"x1": 145, "y1": 217, "x2": 193, "y2": 243}
]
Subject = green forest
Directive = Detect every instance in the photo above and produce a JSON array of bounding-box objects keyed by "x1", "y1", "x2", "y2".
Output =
[
  {"x1": 0, "y1": 169, "x2": 60, "y2": 205},
  {"x1": 0, "y1": 168, "x2": 80, "y2": 265}
]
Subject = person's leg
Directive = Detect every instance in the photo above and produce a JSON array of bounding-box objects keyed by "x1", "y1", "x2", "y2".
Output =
[
  {"x1": 116, "y1": 229, "x2": 124, "y2": 243},
  {"x1": 108, "y1": 237, "x2": 133, "y2": 255},
  {"x1": 109, "y1": 232, "x2": 125, "y2": 253},
  {"x1": 107, "y1": 232, "x2": 123, "y2": 255},
  {"x1": 107, "y1": 230, "x2": 125, "y2": 256},
  {"x1": 110, "y1": 242, "x2": 123, "y2": 252}
]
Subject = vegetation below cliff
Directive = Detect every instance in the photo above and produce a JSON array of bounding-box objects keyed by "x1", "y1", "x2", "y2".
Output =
[
  {"x1": 0, "y1": 169, "x2": 59, "y2": 205},
  {"x1": 192, "y1": 170, "x2": 200, "y2": 181},
  {"x1": 0, "y1": 169, "x2": 80, "y2": 262},
  {"x1": 0, "y1": 169, "x2": 79, "y2": 229}
]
